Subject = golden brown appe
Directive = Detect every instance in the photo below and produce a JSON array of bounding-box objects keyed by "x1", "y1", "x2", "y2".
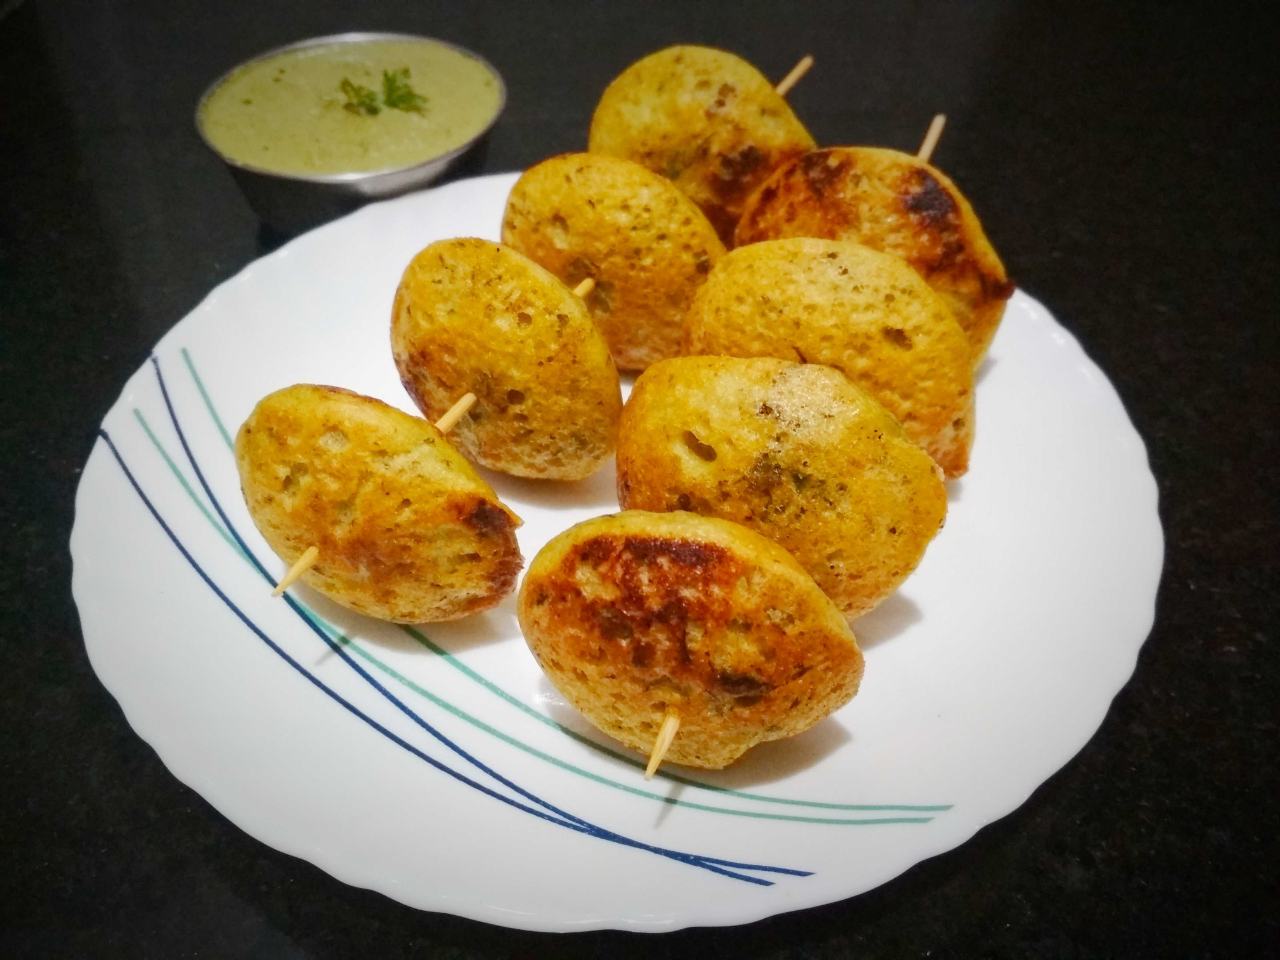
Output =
[
  {"x1": 683, "y1": 237, "x2": 974, "y2": 477},
  {"x1": 518, "y1": 511, "x2": 863, "y2": 769},
  {"x1": 235, "y1": 384, "x2": 522, "y2": 623},
  {"x1": 734, "y1": 147, "x2": 1013, "y2": 363},
  {"x1": 391, "y1": 238, "x2": 622, "y2": 480},
  {"x1": 502, "y1": 153, "x2": 726, "y2": 371},
  {"x1": 617, "y1": 357, "x2": 947, "y2": 617},
  {"x1": 588, "y1": 45, "x2": 816, "y2": 243}
]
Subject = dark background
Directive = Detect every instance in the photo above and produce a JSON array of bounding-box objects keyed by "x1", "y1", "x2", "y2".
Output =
[{"x1": 2, "y1": 1, "x2": 1276, "y2": 956}]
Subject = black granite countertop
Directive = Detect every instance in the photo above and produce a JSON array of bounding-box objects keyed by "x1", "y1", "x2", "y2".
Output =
[{"x1": 2, "y1": 1, "x2": 1275, "y2": 956}]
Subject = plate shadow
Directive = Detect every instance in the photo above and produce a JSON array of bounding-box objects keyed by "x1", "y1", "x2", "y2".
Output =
[
  {"x1": 535, "y1": 676, "x2": 854, "y2": 790},
  {"x1": 483, "y1": 458, "x2": 619, "y2": 514},
  {"x1": 853, "y1": 592, "x2": 924, "y2": 649}
]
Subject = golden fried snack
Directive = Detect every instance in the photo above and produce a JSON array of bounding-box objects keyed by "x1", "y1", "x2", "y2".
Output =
[
  {"x1": 617, "y1": 357, "x2": 946, "y2": 617},
  {"x1": 502, "y1": 153, "x2": 726, "y2": 371},
  {"x1": 683, "y1": 237, "x2": 974, "y2": 477},
  {"x1": 235, "y1": 385, "x2": 522, "y2": 623},
  {"x1": 588, "y1": 45, "x2": 816, "y2": 243},
  {"x1": 518, "y1": 511, "x2": 863, "y2": 769},
  {"x1": 734, "y1": 147, "x2": 1013, "y2": 363},
  {"x1": 391, "y1": 238, "x2": 622, "y2": 480}
]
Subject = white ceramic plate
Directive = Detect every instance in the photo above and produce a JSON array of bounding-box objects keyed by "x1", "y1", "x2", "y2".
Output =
[{"x1": 71, "y1": 173, "x2": 1162, "y2": 932}]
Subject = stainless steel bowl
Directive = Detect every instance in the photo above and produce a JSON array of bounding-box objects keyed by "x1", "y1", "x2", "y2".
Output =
[{"x1": 195, "y1": 32, "x2": 506, "y2": 234}]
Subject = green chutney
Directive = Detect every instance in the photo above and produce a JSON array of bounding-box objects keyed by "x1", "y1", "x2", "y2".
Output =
[{"x1": 200, "y1": 38, "x2": 502, "y2": 176}]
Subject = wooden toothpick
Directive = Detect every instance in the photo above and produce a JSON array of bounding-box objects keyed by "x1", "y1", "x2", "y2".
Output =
[
  {"x1": 433, "y1": 391, "x2": 477, "y2": 434},
  {"x1": 270, "y1": 394, "x2": 474, "y2": 598},
  {"x1": 774, "y1": 54, "x2": 814, "y2": 97},
  {"x1": 572, "y1": 277, "x2": 596, "y2": 299},
  {"x1": 272, "y1": 545, "x2": 319, "y2": 596},
  {"x1": 644, "y1": 709, "x2": 682, "y2": 779},
  {"x1": 917, "y1": 113, "x2": 947, "y2": 164}
]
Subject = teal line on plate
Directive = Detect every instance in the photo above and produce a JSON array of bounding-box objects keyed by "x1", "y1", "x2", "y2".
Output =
[
  {"x1": 133, "y1": 409, "x2": 246, "y2": 560},
  {"x1": 137, "y1": 412, "x2": 924, "y2": 824},
  {"x1": 326, "y1": 625, "x2": 932, "y2": 826},
  {"x1": 177, "y1": 346, "x2": 952, "y2": 816},
  {"x1": 182, "y1": 347, "x2": 235, "y2": 450},
  {"x1": 400, "y1": 624, "x2": 949, "y2": 813}
]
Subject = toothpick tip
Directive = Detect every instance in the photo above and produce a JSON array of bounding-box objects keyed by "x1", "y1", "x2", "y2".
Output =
[
  {"x1": 917, "y1": 113, "x2": 948, "y2": 163},
  {"x1": 273, "y1": 545, "x2": 319, "y2": 597},
  {"x1": 775, "y1": 54, "x2": 815, "y2": 97},
  {"x1": 434, "y1": 392, "x2": 477, "y2": 434},
  {"x1": 644, "y1": 710, "x2": 681, "y2": 779}
]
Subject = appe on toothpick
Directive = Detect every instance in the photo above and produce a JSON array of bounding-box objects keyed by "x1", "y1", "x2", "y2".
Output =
[
  {"x1": 518, "y1": 510, "x2": 863, "y2": 773},
  {"x1": 236, "y1": 384, "x2": 521, "y2": 622}
]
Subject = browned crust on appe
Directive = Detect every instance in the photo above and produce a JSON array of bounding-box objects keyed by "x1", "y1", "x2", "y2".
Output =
[
  {"x1": 391, "y1": 238, "x2": 622, "y2": 479},
  {"x1": 235, "y1": 384, "x2": 522, "y2": 622},
  {"x1": 683, "y1": 237, "x2": 974, "y2": 477},
  {"x1": 735, "y1": 147, "x2": 1013, "y2": 363},
  {"x1": 616, "y1": 357, "x2": 947, "y2": 617},
  {"x1": 518, "y1": 511, "x2": 863, "y2": 768},
  {"x1": 588, "y1": 45, "x2": 816, "y2": 243},
  {"x1": 501, "y1": 153, "x2": 725, "y2": 371}
]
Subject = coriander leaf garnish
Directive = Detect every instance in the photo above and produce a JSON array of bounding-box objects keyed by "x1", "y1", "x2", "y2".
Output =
[
  {"x1": 382, "y1": 68, "x2": 427, "y2": 113},
  {"x1": 340, "y1": 78, "x2": 380, "y2": 116}
]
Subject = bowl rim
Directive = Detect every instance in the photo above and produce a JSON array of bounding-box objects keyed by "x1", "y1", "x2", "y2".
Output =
[{"x1": 194, "y1": 31, "x2": 507, "y2": 184}]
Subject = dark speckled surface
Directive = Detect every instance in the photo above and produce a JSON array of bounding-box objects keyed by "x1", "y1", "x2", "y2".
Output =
[{"x1": 1, "y1": 0, "x2": 1275, "y2": 956}]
